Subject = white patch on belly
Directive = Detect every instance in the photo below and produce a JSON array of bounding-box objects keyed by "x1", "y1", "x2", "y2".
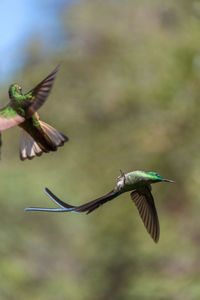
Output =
[{"x1": 117, "y1": 177, "x2": 124, "y2": 190}]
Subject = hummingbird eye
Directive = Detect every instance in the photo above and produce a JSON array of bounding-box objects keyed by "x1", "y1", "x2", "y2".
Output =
[{"x1": 153, "y1": 172, "x2": 159, "y2": 177}]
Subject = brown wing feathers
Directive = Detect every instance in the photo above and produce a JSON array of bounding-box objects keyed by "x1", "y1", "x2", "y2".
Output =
[
  {"x1": 26, "y1": 66, "x2": 60, "y2": 118},
  {"x1": 131, "y1": 187, "x2": 160, "y2": 243}
]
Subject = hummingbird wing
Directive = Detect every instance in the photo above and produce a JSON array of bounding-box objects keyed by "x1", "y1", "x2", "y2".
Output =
[
  {"x1": 25, "y1": 66, "x2": 59, "y2": 118},
  {"x1": 130, "y1": 186, "x2": 160, "y2": 243},
  {"x1": 0, "y1": 105, "x2": 24, "y2": 131}
]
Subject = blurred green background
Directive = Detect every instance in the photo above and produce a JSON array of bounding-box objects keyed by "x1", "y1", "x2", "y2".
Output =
[{"x1": 1, "y1": 0, "x2": 200, "y2": 299}]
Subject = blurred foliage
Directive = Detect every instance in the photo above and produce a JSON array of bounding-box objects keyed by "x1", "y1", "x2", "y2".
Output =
[{"x1": 1, "y1": 0, "x2": 200, "y2": 299}]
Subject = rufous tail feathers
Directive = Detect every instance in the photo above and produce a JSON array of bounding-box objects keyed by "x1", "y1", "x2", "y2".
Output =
[{"x1": 20, "y1": 121, "x2": 68, "y2": 160}]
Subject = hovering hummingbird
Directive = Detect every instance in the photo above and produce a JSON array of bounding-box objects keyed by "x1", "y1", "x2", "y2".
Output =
[
  {"x1": 25, "y1": 170, "x2": 175, "y2": 243},
  {"x1": 0, "y1": 66, "x2": 68, "y2": 160}
]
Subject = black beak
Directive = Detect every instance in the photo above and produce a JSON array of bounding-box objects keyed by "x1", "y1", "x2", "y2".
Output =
[{"x1": 162, "y1": 179, "x2": 175, "y2": 183}]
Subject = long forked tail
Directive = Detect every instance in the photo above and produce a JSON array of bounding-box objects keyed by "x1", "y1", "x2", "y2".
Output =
[
  {"x1": 20, "y1": 120, "x2": 68, "y2": 160},
  {"x1": 25, "y1": 188, "x2": 75, "y2": 212},
  {"x1": 25, "y1": 188, "x2": 121, "y2": 214}
]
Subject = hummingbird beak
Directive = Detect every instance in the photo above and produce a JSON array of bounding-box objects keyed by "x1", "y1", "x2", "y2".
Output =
[{"x1": 162, "y1": 179, "x2": 175, "y2": 183}]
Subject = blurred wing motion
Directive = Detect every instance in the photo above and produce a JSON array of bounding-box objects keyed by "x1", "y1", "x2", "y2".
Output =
[
  {"x1": 25, "y1": 66, "x2": 60, "y2": 118},
  {"x1": 130, "y1": 186, "x2": 160, "y2": 243},
  {"x1": 25, "y1": 188, "x2": 120, "y2": 213},
  {"x1": 0, "y1": 105, "x2": 24, "y2": 131}
]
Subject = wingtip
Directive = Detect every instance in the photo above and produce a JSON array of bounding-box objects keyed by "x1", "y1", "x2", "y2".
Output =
[
  {"x1": 154, "y1": 236, "x2": 159, "y2": 243},
  {"x1": 54, "y1": 63, "x2": 62, "y2": 73}
]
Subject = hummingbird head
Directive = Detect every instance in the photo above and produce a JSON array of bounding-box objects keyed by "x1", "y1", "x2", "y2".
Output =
[
  {"x1": 147, "y1": 171, "x2": 175, "y2": 184},
  {"x1": 8, "y1": 84, "x2": 22, "y2": 99}
]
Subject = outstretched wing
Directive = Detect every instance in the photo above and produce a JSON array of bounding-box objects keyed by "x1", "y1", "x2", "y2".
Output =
[
  {"x1": 130, "y1": 186, "x2": 160, "y2": 243},
  {"x1": 0, "y1": 105, "x2": 24, "y2": 131},
  {"x1": 25, "y1": 66, "x2": 60, "y2": 118}
]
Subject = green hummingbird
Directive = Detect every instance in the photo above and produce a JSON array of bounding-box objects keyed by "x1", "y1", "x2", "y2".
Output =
[
  {"x1": 0, "y1": 66, "x2": 68, "y2": 160},
  {"x1": 25, "y1": 170, "x2": 175, "y2": 243}
]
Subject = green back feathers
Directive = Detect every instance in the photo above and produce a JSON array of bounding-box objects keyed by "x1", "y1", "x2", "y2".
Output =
[
  {"x1": 0, "y1": 66, "x2": 60, "y2": 132},
  {"x1": 127, "y1": 170, "x2": 163, "y2": 182},
  {"x1": 7, "y1": 66, "x2": 59, "y2": 119}
]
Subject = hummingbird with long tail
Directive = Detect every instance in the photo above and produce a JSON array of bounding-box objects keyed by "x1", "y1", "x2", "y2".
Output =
[
  {"x1": 0, "y1": 66, "x2": 68, "y2": 160},
  {"x1": 25, "y1": 170, "x2": 175, "y2": 243}
]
